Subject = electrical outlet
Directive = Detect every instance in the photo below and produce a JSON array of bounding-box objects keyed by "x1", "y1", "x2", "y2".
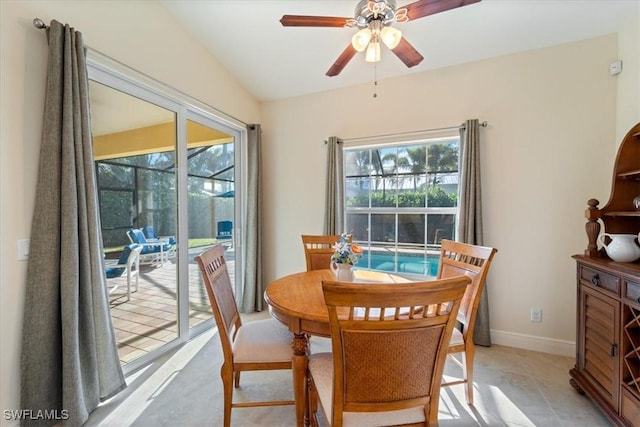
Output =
[{"x1": 530, "y1": 307, "x2": 542, "y2": 322}]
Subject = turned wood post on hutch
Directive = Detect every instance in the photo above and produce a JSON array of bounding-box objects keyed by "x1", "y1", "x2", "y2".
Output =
[{"x1": 571, "y1": 122, "x2": 640, "y2": 427}]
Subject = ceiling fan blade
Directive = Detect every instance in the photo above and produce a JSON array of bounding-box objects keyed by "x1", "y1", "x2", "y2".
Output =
[
  {"x1": 404, "y1": 0, "x2": 481, "y2": 21},
  {"x1": 280, "y1": 15, "x2": 352, "y2": 27},
  {"x1": 326, "y1": 45, "x2": 358, "y2": 77},
  {"x1": 391, "y1": 37, "x2": 424, "y2": 68}
]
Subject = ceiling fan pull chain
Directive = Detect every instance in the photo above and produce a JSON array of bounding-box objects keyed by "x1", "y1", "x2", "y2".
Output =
[{"x1": 373, "y1": 63, "x2": 378, "y2": 98}]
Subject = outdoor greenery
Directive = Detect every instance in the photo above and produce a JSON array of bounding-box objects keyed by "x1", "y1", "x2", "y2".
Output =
[
  {"x1": 96, "y1": 142, "x2": 234, "y2": 248},
  {"x1": 345, "y1": 141, "x2": 459, "y2": 209},
  {"x1": 344, "y1": 139, "x2": 459, "y2": 250},
  {"x1": 346, "y1": 186, "x2": 457, "y2": 208},
  {"x1": 346, "y1": 141, "x2": 458, "y2": 188}
]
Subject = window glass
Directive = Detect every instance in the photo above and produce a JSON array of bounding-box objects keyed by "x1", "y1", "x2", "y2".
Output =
[{"x1": 344, "y1": 136, "x2": 459, "y2": 278}]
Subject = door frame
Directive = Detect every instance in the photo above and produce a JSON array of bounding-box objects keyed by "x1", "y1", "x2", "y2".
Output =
[{"x1": 87, "y1": 50, "x2": 246, "y2": 374}]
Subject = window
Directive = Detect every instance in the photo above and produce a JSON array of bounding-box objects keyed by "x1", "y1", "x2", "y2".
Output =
[{"x1": 344, "y1": 135, "x2": 459, "y2": 277}]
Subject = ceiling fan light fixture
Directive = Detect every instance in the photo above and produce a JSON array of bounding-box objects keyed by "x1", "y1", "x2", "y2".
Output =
[
  {"x1": 351, "y1": 28, "x2": 372, "y2": 52},
  {"x1": 395, "y1": 7, "x2": 408, "y2": 23},
  {"x1": 281, "y1": 0, "x2": 479, "y2": 77},
  {"x1": 380, "y1": 26, "x2": 402, "y2": 49},
  {"x1": 365, "y1": 41, "x2": 381, "y2": 62}
]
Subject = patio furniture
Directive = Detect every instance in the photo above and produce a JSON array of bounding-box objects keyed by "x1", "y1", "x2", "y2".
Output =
[
  {"x1": 301, "y1": 234, "x2": 341, "y2": 271},
  {"x1": 127, "y1": 228, "x2": 175, "y2": 265},
  {"x1": 142, "y1": 225, "x2": 176, "y2": 245},
  {"x1": 307, "y1": 277, "x2": 469, "y2": 427},
  {"x1": 216, "y1": 220, "x2": 233, "y2": 240},
  {"x1": 195, "y1": 244, "x2": 293, "y2": 427},
  {"x1": 106, "y1": 244, "x2": 143, "y2": 301},
  {"x1": 437, "y1": 239, "x2": 498, "y2": 405}
]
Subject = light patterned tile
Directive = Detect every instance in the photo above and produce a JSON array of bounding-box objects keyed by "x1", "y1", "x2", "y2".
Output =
[{"x1": 88, "y1": 326, "x2": 616, "y2": 427}]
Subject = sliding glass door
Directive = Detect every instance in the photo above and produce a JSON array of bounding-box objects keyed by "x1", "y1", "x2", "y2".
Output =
[
  {"x1": 184, "y1": 118, "x2": 237, "y2": 333},
  {"x1": 88, "y1": 54, "x2": 244, "y2": 373}
]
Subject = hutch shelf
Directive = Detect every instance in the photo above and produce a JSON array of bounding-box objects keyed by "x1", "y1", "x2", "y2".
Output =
[{"x1": 570, "y1": 122, "x2": 640, "y2": 427}]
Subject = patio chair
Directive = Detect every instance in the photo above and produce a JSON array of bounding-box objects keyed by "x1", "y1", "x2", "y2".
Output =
[
  {"x1": 307, "y1": 276, "x2": 469, "y2": 426},
  {"x1": 106, "y1": 244, "x2": 143, "y2": 301},
  {"x1": 437, "y1": 239, "x2": 498, "y2": 405},
  {"x1": 216, "y1": 220, "x2": 233, "y2": 240},
  {"x1": 127, "y1": 228, "x2": 175, "y2": 265},
  {"x1": 142, "y1": 225, "x2": 176, "y2": 245},
  {"x1": 195, "y1": 244, "x2": 293, "y2": 427}
]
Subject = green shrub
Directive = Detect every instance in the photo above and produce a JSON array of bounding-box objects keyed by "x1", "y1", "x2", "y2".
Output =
[{"x1": 346, "y1": 187, "x2": 456, "y2": 208}]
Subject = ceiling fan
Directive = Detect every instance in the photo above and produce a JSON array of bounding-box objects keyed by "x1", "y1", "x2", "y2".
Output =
[{"x1": 280, "y1": 0, "x2": 481, "y2": 77}]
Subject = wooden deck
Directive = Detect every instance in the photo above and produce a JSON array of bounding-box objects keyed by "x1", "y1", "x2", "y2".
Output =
[{"x1": 106, "y1": 250, "x2": 234, "y2": 364}]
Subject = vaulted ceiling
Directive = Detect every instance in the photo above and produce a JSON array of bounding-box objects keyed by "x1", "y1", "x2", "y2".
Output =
[{"x1": 160, "y1": 0, "x2": 638, "y2": 101}]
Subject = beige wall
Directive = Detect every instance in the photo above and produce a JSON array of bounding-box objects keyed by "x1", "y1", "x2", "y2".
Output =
[
  {"x1": 0, "y1": 0, "x2": 260, "y2": 420},
  {"x1": 261, "y1": 34, "x2": 626, "y2": 354},
  {"x1": 1, "y1": 0, "x2": 638, "y2": 422},
  {"x1": 616, "y1": 6, "x2": 640, "y2": 143}
]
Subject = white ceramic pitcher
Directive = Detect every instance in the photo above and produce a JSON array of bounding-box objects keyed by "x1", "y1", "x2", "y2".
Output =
[
  {"x1": 330, "y1": 262, "x2": 354, "y2": 281},
  {"x1": 598, "y1": 233, "x2": 640, "y2": 263}
]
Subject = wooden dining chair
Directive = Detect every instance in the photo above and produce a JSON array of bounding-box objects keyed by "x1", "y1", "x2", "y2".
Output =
[
  {"x1": 437, "y1": 239, "x2": 498, "y2": 405},
  {"x1": 301, "y1": 234, "x2": 341, "y2": 271},
  {"x1": 307, "y1": 276, "x2": 470, "y2": 427},
  {"x1": 195, "y1": 245, "x2": 294, "y2": 427}
]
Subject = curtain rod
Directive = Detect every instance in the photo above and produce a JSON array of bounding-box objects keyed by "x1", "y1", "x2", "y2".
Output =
[
  {"x1": 33, "y1": 18, "x2": 48, "y2": 29},
  {"x1": 32, "y1": 17, "x2": 250, "y2": 129},
  {"x1": 342, "y1": 121, "x2": 488, "y2": 143},
  {"x1": 34, "y1": 17, "x2": 486, "y2": 136}
]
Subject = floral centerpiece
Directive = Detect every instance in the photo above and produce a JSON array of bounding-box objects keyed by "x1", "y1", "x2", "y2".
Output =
[{"x1": 331, "y1": 233, "x2": 362, "y2": 265}]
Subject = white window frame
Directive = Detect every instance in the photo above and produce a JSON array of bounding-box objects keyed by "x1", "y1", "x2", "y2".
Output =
[{"x1": 343, "y1": 130, "x2": 459, "y2": 279}]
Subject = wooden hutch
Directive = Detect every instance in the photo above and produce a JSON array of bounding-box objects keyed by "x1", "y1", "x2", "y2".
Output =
[{"x1": 571, "y1": 122, "x2": 640, "y2": 426}]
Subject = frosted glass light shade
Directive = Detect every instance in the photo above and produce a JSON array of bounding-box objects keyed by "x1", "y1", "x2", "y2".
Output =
[
  {"x1": 380, "y1": 26, "x2": 402, "y2": 49},
  {"x1": 365, "y1": 41, "x2": 381, "y2": 62},
  {"x1": 351, "y1": 28, "x2": 372, "y2": 52}
]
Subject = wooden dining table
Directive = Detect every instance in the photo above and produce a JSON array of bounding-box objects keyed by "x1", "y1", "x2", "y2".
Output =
[{"x1": 264, "y1": 268, "x2": 409, "y2": 427}]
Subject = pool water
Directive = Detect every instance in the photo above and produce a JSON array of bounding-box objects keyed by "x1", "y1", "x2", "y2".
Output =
[{"x1": 358, "y1": 251, "x2": 439, "y2": 276}]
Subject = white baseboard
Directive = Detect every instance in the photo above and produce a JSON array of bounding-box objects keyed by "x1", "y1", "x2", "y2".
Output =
[{"x1": 490, "y1": 329, "x2": 575, "y2": 357}]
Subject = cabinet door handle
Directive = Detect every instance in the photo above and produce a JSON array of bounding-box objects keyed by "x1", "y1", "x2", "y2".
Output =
[
  {"x1": 591, "y1": 274, "x2": 600, "y2": 286},
  {"x1": 610, "y1": 343, "x2": 617, "y2": 357}
]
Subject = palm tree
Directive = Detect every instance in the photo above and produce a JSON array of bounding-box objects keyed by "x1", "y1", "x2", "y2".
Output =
[
  {"x1": 427, "y1": 143, "x2": 458, "y2": 186},
  {"x1": 404, "y1": 146, "x2": 427, "y2": 190}
]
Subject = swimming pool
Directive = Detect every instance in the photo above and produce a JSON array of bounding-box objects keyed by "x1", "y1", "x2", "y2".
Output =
[{"x1": 357, "y1": 250, "x2": 439, "y2": 276}]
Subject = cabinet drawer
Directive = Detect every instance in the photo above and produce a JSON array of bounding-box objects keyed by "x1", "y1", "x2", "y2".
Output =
[
  {"x1": 624, "y1": 280, "x2": 640, "y2": 308},
  {"x1": 621, "y1": 387, "x2": 640, "y2": 427},
  {"x1": 580, "y1": 266, "x2": 620, "y2": 296}
]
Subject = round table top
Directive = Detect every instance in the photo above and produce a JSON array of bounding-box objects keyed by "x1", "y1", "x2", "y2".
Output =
[{"x1": 264, "y1": 269, "x2": 409, "y2": 336}]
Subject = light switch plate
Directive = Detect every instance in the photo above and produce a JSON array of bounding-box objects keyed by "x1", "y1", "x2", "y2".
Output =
[{"x1": 18, "y1": 239, "x2": 30, "y2": 261}]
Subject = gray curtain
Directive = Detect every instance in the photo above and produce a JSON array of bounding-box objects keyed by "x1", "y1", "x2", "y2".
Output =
[
  {"x1": 21, "y1": 20, "x2": 126, "y2": 426},
  {"x1": 241, "y1": 124, "x2": 263, "y2": 312},
  {"x1": 457, "y1": 118, "x2": 491, "y2": 346},
  {"x1": 323, "y1": 136, "x2": 344, "y2": 234}
]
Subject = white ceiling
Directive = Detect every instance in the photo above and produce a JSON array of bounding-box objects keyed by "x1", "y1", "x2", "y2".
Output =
[{"x1": 160, "y1": 0, "x2": 637, "y2": 102}]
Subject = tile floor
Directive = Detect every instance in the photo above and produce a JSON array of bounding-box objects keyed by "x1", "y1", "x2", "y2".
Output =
[{"x1": 87, "y1": 312, "x2": 612, "y2": 427}]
